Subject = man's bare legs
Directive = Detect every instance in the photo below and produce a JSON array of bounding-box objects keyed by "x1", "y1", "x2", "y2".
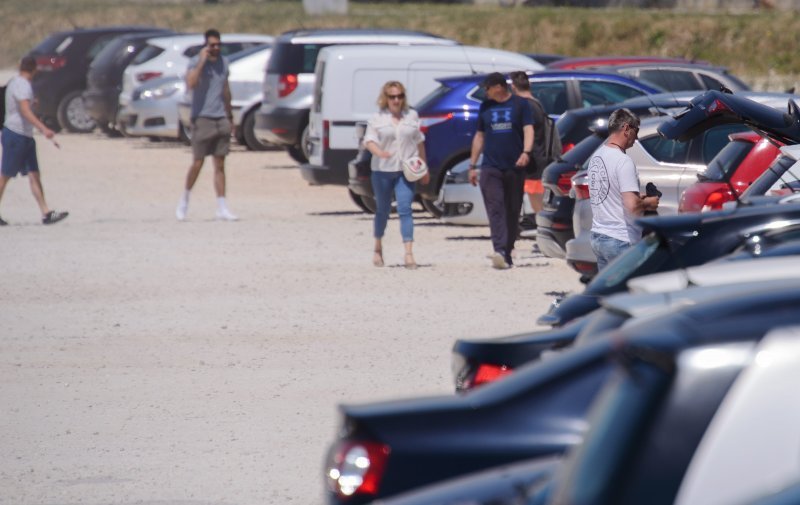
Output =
[
  {"x1": 0, "y1": 175, "x2": 9, "y2": 225},
  {"x1": 213, "y1": 155, "x2": 236, "y2": 220},
  {"x1": 28, "y1": 171, "x2": 51, "y2": 216},
  {"x1": 176, "y1": 158, "x2": 204, "y2": 221}
]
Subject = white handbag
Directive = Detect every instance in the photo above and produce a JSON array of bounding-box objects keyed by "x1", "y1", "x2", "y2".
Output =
[{"x1": 402, "y1": 156, "x2": 428, "y2": 182}]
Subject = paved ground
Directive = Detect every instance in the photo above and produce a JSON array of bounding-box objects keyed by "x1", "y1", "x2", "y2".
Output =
[{"x1": 0, "y1": 132, "x2": 584, "y2": 505}]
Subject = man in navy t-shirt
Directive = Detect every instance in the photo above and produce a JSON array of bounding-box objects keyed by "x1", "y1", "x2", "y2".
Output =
[{"x1": 468, "y1": 72, "x2": 534, "y2": 269}]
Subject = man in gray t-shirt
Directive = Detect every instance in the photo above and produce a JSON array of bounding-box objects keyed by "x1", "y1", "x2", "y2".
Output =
[
  {"x1": 0, "y1": 56, "x2": 68, "y2": 226},
  {"x1": 175, "y1": 28, "x2": 236, "y2": 222}
]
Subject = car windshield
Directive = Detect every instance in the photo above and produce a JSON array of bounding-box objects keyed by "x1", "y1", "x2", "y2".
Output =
[
  {"x1": 590, "y1": 233, "x2": 670, "y2": 290},
  {"x1": 742, "y1": 154, "x2": 800, "y2": 199},
  {"x1": 697, "y1": 138, "x2": 754, "y2": 182}
]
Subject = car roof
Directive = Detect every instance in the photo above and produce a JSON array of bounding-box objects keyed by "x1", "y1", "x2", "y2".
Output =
[
  {"x1": 547, "y1": 56, "x2": 708, "y2": 69},
  {"x1": 597, "y1": 62, "x2": 731, "y2": 72},
  {"x1": 436, "y1": 69, "x2": 663, "y2": 88},
  {"x1": 275, "y1": 28, "x2": 454, "y2": 44},
  {"x1": 144, "y1": 33, "x2": 273, "y2": 48}
]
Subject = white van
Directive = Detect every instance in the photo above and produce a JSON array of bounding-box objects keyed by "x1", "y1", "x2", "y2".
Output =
[{"x1": 301, "y1": 44, "x2": 542, "y2": 186}]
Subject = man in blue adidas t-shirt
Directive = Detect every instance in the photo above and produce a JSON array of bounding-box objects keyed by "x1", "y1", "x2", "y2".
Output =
[{"x1": 468, "y1": 72, "x2": 534, "y2": 269}]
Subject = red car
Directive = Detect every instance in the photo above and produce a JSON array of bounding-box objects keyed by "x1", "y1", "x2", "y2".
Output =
[{"x1": 679, "y1": 131, "x2": 782, "y2": 212}]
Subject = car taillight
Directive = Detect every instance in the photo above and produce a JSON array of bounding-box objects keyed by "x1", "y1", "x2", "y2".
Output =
[
  {"x1": 706, "y1": 98, "x2": 733, "y2": 116},
  {"x1": 35, "y1": 55, "x2": 66, "y2": 71},
  {"x1": 136, "y1": 71, "x2": 163, "y2": 83},
  {"x1": 573, "y1": 179, "x2": 590, "y2": 200},
  {"x1": 326, "y1": 440, "x2": 390, "y2": 498},
  {"x1": 472, "y1": 363, "x2": 513, "y2": 388},
  {"x1": 569, "y1": 260, "x2": 597, "y2": 273},
  {"x1": 323, "y1": 120, "x2": 330, "y2": 150},
  {"x1": 701, "y1": 187, "x2": 734, "y2": 211},
  {"x1": 556, "y1": 170, "x2": 577, "y2": 194},
  {"x1": 278, "y1": 73, "x2": 298, "y2": 97},
  {"x1": 562, "y1": 142, "x2": 575, "y2": 154},
  {"x1": 419, "y1": 113, "x2": 453, "y2": 133}
]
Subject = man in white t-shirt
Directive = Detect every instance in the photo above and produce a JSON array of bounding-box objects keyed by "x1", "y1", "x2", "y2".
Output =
[
  {"x1": 0, "y1": 56, "x2": 68, "y2": 226},
  {"x1": 588, "y1": 108, "x2": 659, "y2": 270}
]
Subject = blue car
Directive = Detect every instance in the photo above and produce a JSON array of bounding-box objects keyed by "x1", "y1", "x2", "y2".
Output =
[{"x1": 347, "y1": 70, "x2": 663, "y2": 215}]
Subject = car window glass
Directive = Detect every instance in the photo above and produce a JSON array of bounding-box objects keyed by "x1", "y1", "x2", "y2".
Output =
[
  {"x1": 90, "y1": 39, "x2": 127, "y2": 68},
  {"x1": 131, "y1": 45, "x2": 164, "y2": 65},
  {"x1": 267, "y1": 43, "x2": 327, "y2": 74},
  {"x1": 765, "y1": 160, "x2": 800, "y2": 196},
  {"x1": 639, "y1": 135, "x2": 690, "y2": 164},
  {"x1": 579, "y1": 81, "x2": 647, "y2": 107},
  {"x1": 699, "y1": 73, "x2": 725, "y2": 91},
  {"x1": 415, "y1": 84, "x2": 452, "y2": 111},
  {"x1": 743, "y1": 155, "x2": 797, "y2": 198},
  {"x1": 531, "y1": 81, "x2": 570, "y2": 115},
  {"x1": 591, "y1": 233, "x2": 669, "y2": 290},
  {"x1": 698, "y1": 139, "x2": 753, "y2": 181},
  {"x1": 87, "y1": 35, "x2": 117, "y2": 62},
  {"x1": 637, "y1": 69, "x2": 702, "y2": 92},
  {"x1": 702, "y1": 125, "x2": 747, "y2": 164},
  {"x1": 55, "y1": 36, "x2": 73, "y2": 54},
  {"x1": 31, "y1": 34, "x2": 70, "y2": 54}
]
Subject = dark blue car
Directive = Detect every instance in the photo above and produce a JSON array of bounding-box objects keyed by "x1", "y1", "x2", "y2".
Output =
[{"x1": 347, "y1": 70, "x2": 664, "y2": 215}]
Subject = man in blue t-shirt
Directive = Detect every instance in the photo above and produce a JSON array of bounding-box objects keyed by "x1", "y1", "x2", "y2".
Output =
[{"x1": 468, "y1": 72, "x2": 534, "y2": 269}]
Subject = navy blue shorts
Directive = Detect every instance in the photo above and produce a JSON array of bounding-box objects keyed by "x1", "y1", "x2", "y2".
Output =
[{"x1": 1, "y1": 127, "x2": 39, "y2": 178}]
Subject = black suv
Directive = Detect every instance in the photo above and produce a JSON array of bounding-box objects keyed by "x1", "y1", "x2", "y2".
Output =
[
  {"x1": 27, "y1": 25, "x2": 162, "y2": 133},
  {"x1": 83, "y1": 29, "x2": 175, "y2": 135}
]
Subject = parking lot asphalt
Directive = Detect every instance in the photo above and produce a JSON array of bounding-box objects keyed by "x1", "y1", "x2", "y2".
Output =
[{"x1": 0, "y1": 132, "x2": 584, "y2": 504}]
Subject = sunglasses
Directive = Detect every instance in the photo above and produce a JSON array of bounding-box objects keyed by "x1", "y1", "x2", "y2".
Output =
[
  {"x1": 386, "y1": 93, "x2": 405, "y2": 100},
  {"x1": 208, "y1": 43, "x2": 221, "y2": 48}
]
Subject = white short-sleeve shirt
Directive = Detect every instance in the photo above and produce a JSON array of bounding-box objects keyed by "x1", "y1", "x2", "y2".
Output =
[
  {"x1": 4, "y1": 76, "x2": 35, "y2": 137},
  {"x1": 588, "y1": 144, "x2": 642, "y2": 243},
  {"x1": 363, "y1": 109, "x2": 425, "y2": 173}
]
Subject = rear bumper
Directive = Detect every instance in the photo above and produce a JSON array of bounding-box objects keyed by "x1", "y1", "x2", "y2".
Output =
[
  {"x1": 300, "y1": 149, "x2": 356, "y2": 186},
  {"x1": 255, "y1": 106, "x2": 307, "y2": 146}
]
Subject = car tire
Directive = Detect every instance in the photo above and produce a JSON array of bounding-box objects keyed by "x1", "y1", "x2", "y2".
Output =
[
  {"x1": 243, "y1": 111, "x2": 272, "y2": 151},
  {"x1": 286, "y1": 145, "x2": 307, "y2": 164},
  {"x1": 56, "y1": 90, "x2": 96, "y2": 133},
  {"x1": 421, "y1": 197, "x2": 443, "y2": 218},
  {"x1": 348, "y1": 189, "x2": 375, "y2": 214},
  {"x1": 178, "y1": 121, "x2": 192, "y2": 146}
]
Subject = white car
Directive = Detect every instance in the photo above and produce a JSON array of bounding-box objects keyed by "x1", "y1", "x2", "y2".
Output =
[
  {"x1": 119, "y1": 75, "x2": 186, "y2": 140},
  {"x1": 176, "y1": 45, "x2": 274, "y2": 150},
  {"x1": 674, "y1": 325, "x2": 800, "y2": 505},
  {"x1": 118, "y1": 32, "x2": 272, "y2": 115}
]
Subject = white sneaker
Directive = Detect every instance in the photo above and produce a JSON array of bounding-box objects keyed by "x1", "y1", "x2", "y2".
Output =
[
  {"x1": 491, "y1": 252, "x2": 510, "y2": 270},
  {"x1": 216, "y1": 207, "x2": 238, "y2": 221},
  {"x1": 176, "y1": 200, "x2": 188, "y2": 221}
]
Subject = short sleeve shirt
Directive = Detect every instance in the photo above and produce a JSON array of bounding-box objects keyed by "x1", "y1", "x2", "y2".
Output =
[
  {"x1": 4, "y1": 76, "x2": 35, "y2": 137},
  {"x1": 363, "y1": 109, "x2": 425, "y2": 173},
  {"x1": 588, "y1": 144, "x2": 642, "y2": 243},
  {"x1": 476, "y1": 94, "x2": 533, "y2": 170},
  {"x1": 188, "y1": 55, "x2": 229, "y2": 120}
]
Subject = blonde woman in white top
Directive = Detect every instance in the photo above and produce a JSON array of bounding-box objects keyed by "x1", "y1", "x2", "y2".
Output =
[{"x1": 363, "y1": 81, "x2": 428, "y2": 269}]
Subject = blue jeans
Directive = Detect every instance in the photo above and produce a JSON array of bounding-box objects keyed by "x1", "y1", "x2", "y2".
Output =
[
  {"x1": 591, "y1": 232, "x2": 631, "y2": 271},
  {"x1": 371, "y1": 170, "x2": 415, "y2": 242}
]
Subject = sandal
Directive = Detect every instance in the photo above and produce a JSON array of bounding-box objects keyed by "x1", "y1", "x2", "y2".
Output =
[{"x1": 373, "y1": 250, "x2": 384, "y2": 267}]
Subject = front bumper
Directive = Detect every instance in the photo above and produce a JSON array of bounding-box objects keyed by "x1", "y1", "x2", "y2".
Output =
[
  {"x1": 441, "y1": 182, "x2": 487, "y2": 226},
  {"x1": 118, "y1": 99, "x2": 179, "y2": 138}
]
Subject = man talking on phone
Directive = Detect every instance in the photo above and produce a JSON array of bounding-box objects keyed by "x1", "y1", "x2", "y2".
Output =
[{"x1": 176, "y1": 29, "x2": 237, "y2": 221}]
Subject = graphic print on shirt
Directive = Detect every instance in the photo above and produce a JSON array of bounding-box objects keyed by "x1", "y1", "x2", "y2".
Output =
[
  {"x1": 588, "y1": 155, "x2": 610, "y2": 206},
  {"x1": 490, "y1": 107, "x2": 513, "y2": 133}
]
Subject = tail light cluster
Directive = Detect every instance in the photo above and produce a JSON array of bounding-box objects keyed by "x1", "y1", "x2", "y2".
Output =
[
  {"x1": 572, "y1": 176, "x2": 590, "y2": 200},
  {"x1": 472, "y1": 363, "x2": 513, "y2": 388},
  {"x1": 278, "y1": 73, "x2": 299, "y2": 97},
  {"x1": 326, "y1": 440, "x2": 390, "y2": 499},
  {"x1": 136, "y1": 71, "x2": 163, "y2": 83},
  {"x1": 419, "y1": 113, "x2": 453, "y2": 134},
  {"x1": 561, "y1": 142, "x2": 576, "y2": 154},
  {"x1": 323, "y1": 120, "x2": 330, "y2": 150},
  {"x1": 706, "y1": 98, "x2": 734, "y2": 116},
  {"x1": 453, "y1": 354, "x2": 514, "y2": 392},
  {"x1": 35, "y1": 55, "x2": 66, "y2": 72},
  {"x1": 556, "y1": 170, "x2": 577, "y2": 195},
  {"x1": 702, "y1": 187, "x2": 735, "y2": 211}
]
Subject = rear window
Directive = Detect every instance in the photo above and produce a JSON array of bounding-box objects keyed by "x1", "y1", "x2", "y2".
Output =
[
  {"x1": 267, "y1": 42, "x2": 328, "y2": 74},
  {"x1": 698, "y1": 139, "x2": 754, "y2": 182},
  {"x1": 184, "y1": 42, "x2": 260, "y2": 58},
  {"x1": 635, "y1": 69, "x2": 703, "y2": 92},
  {"x1": 131, "y1": 44, "x2": 164, "y2": 65},
  {"x1": 639, "y1": 135, "x2": 690, "y2": 164},
  {"x1": 579, "y1": 80, "x2": 648, "y2": 107},
  {"x1": 701, "y1": 124, "x2": 748, "y2": 164},
  {"x1": 743, "y1": 155, "x2": 798, "y2": 198},
  {"x1": 90, "y1": 38, "x2": 128, "y2": 68},
  {"x1": 415, "y1": 84, "x2": 452, "y2": 112},
  {"x1": 30, "y1": 33, "x2": 72, "y2": 54}
]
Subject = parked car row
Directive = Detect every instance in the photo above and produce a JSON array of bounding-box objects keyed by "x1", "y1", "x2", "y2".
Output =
[{"x1": 321, "y1": 89, "x2": 800, "y2": 505}]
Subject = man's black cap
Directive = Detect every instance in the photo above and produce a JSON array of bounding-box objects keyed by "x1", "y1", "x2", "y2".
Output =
[{"x1": 482, "y1": 72, "x2": 508, "y2": 89}]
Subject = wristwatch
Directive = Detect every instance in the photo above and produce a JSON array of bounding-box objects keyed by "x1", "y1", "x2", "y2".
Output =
[
  {"x1": 469, "y1": 164, "x2": 476, "y2": 169},
  {"x1": 522, "y1": 151, "x2": 531, "y2": 155}
]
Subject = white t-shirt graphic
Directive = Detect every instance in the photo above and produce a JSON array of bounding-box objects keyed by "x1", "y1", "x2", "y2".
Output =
[{"x1": 588, "y1": 144, "x2": 642, "y2": 243}]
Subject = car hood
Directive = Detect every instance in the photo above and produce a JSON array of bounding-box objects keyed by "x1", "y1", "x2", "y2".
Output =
[{"x1": 657, "y1": 90, "x2": 800, "y2": 145}]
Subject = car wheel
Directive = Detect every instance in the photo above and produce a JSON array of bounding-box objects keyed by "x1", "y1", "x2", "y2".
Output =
[
  {"x1": 56, "y1": 90, "x2": 96, "y2": 133},
  {"x1": 243, "y1": 111, "x2": 272, "y2": 151},
  {"x1": 348, "y1": 189, "x2": 375, "y2": 214},
  {"x1": 421, "y1": 197, "x2": 444, "y2": 218},
  {"x1": 178, "y1": 121, "x2": 192, "y2": 146},
  {"x1": 99, "y1": 123, "x2": 123, "y2": 138},
  {"x1": 287, "y1": 145, "x2": 307, "y2": 164}
]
